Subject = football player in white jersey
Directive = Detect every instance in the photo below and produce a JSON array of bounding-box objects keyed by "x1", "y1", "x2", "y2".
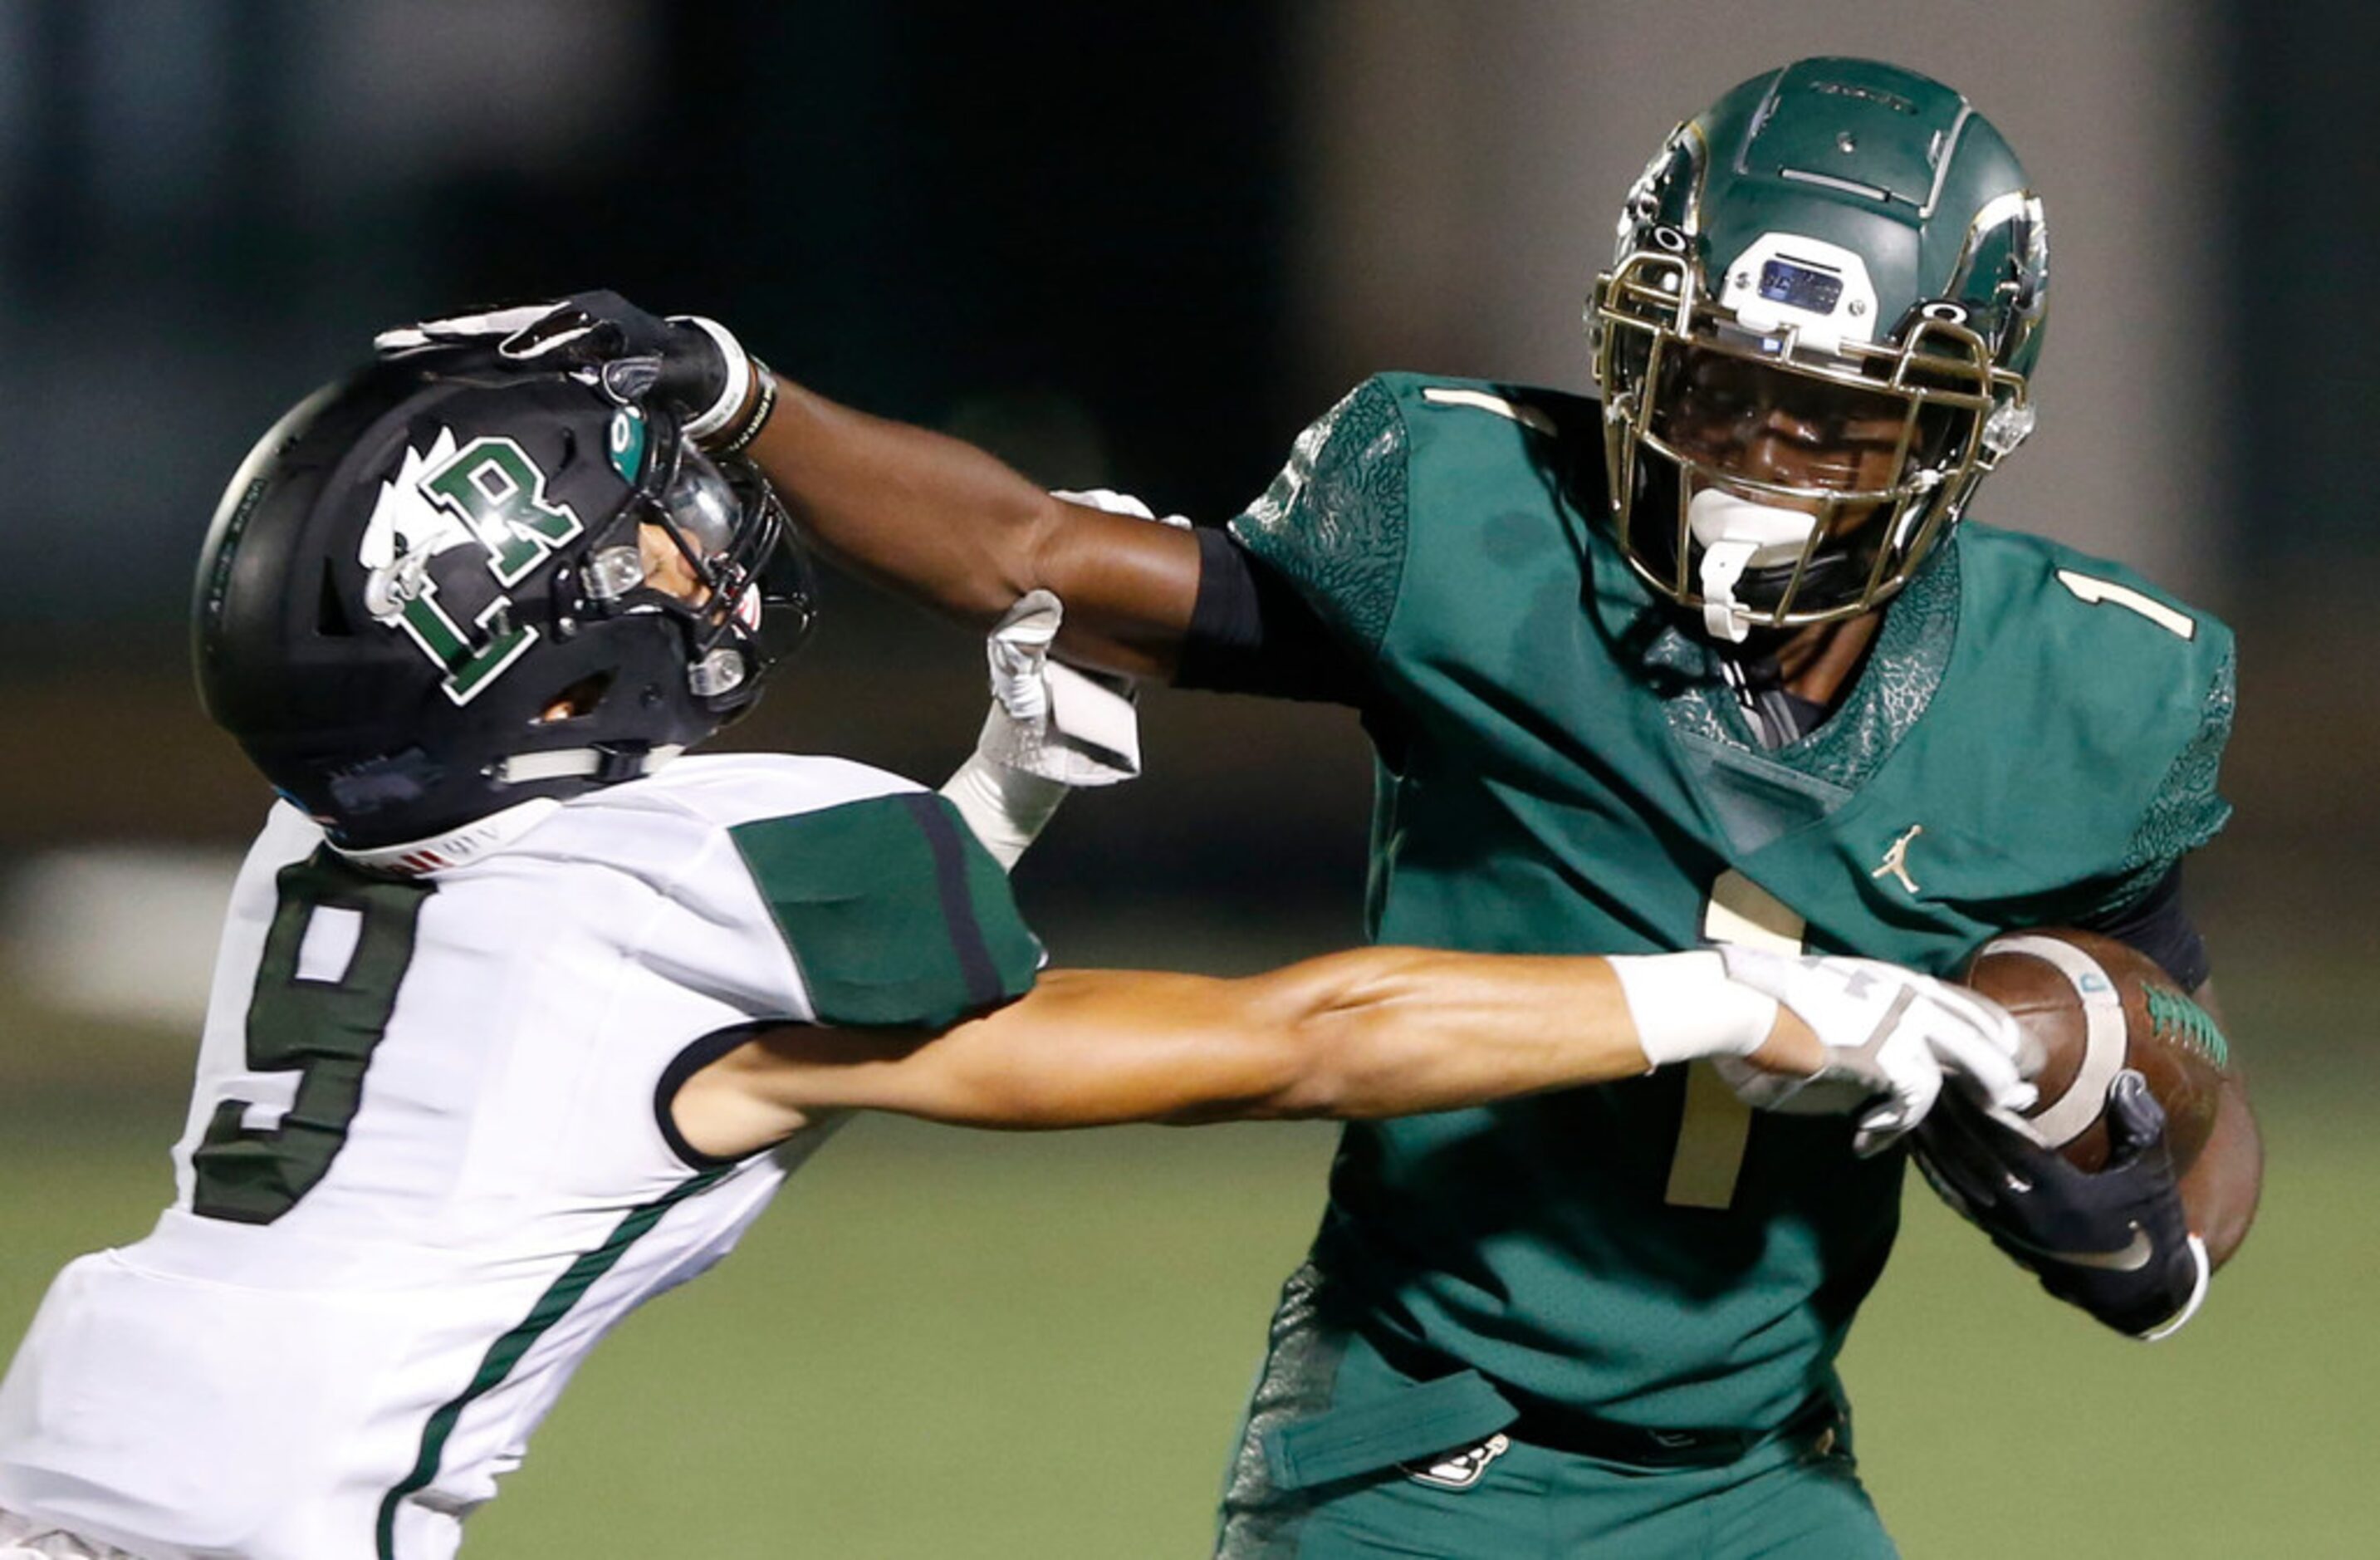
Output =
[{"x1": 0, "y1": 326, "x2": 2033, "y2": 1560}]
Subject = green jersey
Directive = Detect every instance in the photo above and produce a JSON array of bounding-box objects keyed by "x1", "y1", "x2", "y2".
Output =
[{"x1": 1222, "y1": 373, "x2": 2235, "y2": 1434}]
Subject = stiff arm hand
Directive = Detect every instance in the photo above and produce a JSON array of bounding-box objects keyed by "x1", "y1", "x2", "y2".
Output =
[{"x1": 378, "y1": 289, "x2": 1205, "y2": 675}]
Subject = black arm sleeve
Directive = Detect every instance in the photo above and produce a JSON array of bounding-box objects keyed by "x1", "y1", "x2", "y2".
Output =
[
  {"x1": 2074, "y1": 863, "x2": 2211, "y2": 993},
  {"x1": 1172, "y1": 525, "x2": 1374, "y2": 706}
]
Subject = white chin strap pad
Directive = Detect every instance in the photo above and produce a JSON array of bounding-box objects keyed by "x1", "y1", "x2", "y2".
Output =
[
  {"x1": 1698, "y1": 540, "x2": 1759, "y2": 642},
  {"x1": 1688, "y1": 489, "x2": 1816, "y2": 643}
]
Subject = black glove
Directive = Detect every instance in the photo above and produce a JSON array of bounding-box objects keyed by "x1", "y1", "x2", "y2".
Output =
[
  {"x1": 1912, "y1": 1069, "x2": 2206, "y2": 1338},
  {"x1": 374, "y1": 292, "x2": 751, "y2": 439}
]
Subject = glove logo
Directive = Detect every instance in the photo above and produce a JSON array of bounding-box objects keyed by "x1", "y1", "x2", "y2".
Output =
[
  {"x1": 1870, "y1": 824, "x2": 1924, "y2": 895},
  {"x1": 359, "y1": 428, "x2": 584, "y2": 706},
  {"x1": 1986, "y1": 1221, "x2": 2157, "y2": 1273}
]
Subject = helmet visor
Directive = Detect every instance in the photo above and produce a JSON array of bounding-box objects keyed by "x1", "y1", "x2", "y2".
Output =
[
  {"x1": 612, "y1": 430, "x2": 817, "y2": 693},
  {"x1": 658, "y1": 444, "x2": 747, "y2": 562},
  {"x1": 1649, "y1": 346, "x2": 1956, "y2": 501}
]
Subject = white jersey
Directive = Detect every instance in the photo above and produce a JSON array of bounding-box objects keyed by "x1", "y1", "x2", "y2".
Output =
[{"x1": 0, "y1": 754, "x2": 1041, "y2": 1560}]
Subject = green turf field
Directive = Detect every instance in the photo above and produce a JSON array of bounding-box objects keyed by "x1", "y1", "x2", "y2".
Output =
[{"x1": 2, "y1": 957, "x2": 2372, "y2": 1557}]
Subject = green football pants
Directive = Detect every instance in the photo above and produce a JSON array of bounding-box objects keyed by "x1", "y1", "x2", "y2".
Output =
[{"x1": 1215, "y1": 1266, "x2": 1897, "y2": 1559}]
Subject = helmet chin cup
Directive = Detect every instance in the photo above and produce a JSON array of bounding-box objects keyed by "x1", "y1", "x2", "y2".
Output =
[
  {"x1": 1687, "y1": 488, "x2": 1816, "y2": 563},
  {"x1": 1690, "y1": 489, "x2": 1816, "y2": 643}
]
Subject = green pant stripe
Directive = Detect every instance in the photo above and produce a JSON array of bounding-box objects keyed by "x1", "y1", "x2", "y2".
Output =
[{"x1": 374, "y1": 1170, "x2": 726, "y2": 1558}]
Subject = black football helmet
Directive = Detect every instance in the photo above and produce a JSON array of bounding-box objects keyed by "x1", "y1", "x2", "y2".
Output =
[{"x1": 193, "y1": 356, "x2": 815, "y2": 854}]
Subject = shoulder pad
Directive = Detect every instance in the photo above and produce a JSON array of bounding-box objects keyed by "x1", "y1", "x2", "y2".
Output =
[
  {"x1": 1228, "y1": 376, "x2": 1413, "y2": 657},
  {"x1": 605, "y1": 752, "x2": 920, "y2": 828},
  {"x1": 1954, "y1": 526, "x2": 2236, "y2": 880},
  {"x1": 1226, "y1": 375, "x2": 1597, "y2": 657},
  {"x1": 729, "y1": 791, "x2": 1041, "y2": 1030},
  {"x1": 1408, "y1": 378, "x2": 1595, "y2": 440}
]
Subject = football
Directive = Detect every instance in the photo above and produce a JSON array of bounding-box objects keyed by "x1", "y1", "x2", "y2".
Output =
[{"x1": 1960, "y1": 928, "x2": 2231, "y2": 1175}]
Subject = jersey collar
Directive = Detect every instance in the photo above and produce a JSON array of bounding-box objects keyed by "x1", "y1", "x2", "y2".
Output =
[{"x1": 331, "y1": 797, "x2": 563, "y2": 877}]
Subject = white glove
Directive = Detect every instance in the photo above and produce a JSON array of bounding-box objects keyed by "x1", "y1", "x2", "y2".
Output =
[
  {"x1": 940, "y1": 490, "x2": 1170, "y2": 868},
  {"x1": 1711, "y1": 947, "x2": 2040, "y2": 1155},
  {"x1": 970, "y1": 486, "x2": 1178, "y2": 783},
  {"x1": 970, "y1": 590, "x2": 1142, "y2": 787},
  {"x1": 1050, "y1": 487, "x2": 1192, "y2": 531},
  {"x1": 940, "y1": 590, "x2": 1144, "y2": 870},
  {"x1": 1609, "y1": 950, "x2": 1781, "y2": 1067}
]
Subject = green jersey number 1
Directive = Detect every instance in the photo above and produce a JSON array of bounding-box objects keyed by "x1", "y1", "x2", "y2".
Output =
[
  {"x1": 191, "y1": 848, "x2": 432, "y2": 1225},
  {"x1": 1663, "y1": 871, "x2": 1807, "y2": 1210}
]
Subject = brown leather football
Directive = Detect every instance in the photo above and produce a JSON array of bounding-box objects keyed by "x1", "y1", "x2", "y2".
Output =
[{"x1": 1961, "y1": 928, "x2": 2231, "y2": 1175}]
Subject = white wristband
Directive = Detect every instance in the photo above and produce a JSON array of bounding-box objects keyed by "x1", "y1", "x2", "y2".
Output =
[
  {"x1": 1609, "y1": 951, "x2": 1779, "y2": 1068},
  {"x1": 939, "y1": 752, "x2": 1066, "y2": 871},
  {"x1": 671, "y1": 315, "x2": 753, "y2": 441},
  {"x1": 2136, "y1": 1234, "x2": 2212, "y2": 1342}
]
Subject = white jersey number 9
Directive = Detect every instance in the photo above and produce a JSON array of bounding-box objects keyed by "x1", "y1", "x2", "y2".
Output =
[{"x1": 189, "y1": 851, "x2": 431, "y2": 1225}]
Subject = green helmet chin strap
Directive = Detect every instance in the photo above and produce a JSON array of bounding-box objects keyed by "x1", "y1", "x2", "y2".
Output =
[{"x1": 1588, "y1": 56, "x2": 2049, "y2": 636}]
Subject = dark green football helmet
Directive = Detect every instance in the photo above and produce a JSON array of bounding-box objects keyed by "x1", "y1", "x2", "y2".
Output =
[{"x1": 1588, "y1": 57, "x2": 2047, "y2": 640}]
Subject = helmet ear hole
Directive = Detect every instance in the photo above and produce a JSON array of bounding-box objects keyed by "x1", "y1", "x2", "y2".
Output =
[{"x1": 536, "y1": 672, "x2": 615, "y2": 724}]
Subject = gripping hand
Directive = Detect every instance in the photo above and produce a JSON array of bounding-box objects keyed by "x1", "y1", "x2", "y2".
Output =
[
  {"x1": 939, "y1": 588, "x2": 1143, "y2": 871},
  {"x1": 1914, "y1": 1070, "x2": 2207, "y2": 1338},
  {"x1": 969, "y1": 589, "x2": 1141, "y2": 788},
  {"x1": 1712, "y1": 948, "x2": 2038, "y2": 1155},
  {"x1": 966, "y1": 488, "x2": 1168, "y2": 787},
  {"x1": 375, "y1": 291, "x2": 756, "y2": 444}
]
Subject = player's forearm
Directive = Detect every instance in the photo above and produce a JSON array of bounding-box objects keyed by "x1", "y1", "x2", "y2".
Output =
[
  {"x1": 1230, "y1": 949, "x2": 1658, "y2": 1121},
  {"x1": 743, "y1": 381, "x2": 1201, "y2": 676},
  {"x1": 2182, "y1": 1072, "x2": 2260, "y2": 1268},
  {"x1": 747, "y1": 381, "x2": 1057, "y2": 620},
  {"x1": 876, "y1": 950, "x2": 1771, "y2": 1129},
  {"x1": 673, "y1": 951, "x2": 1814, "y2": 1153},
  {"x1": 2178, "y1": 979, "x2": 2260, "y2": 1267}
]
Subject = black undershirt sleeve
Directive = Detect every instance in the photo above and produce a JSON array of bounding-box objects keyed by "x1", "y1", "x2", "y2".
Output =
[
  {"x1": 1173, "y1": 525, "x2": 1372, "y2": 707},
  {"x1": 2072, "y1": 863, "x2": 2211, "y2": 993}
]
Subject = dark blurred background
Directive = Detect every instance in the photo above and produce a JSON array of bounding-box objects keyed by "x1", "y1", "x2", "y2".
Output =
[
  {"x1": 1, "y1": 0, "x2": 2375, "y2": 948},
  {"x1": 0, "y1": 2, "x2": 2373, "y2": 1554}
]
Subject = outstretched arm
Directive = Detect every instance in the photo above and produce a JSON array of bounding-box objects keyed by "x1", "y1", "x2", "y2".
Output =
[
  {"x1": 2181, "y1": 1069, "x2": 2260, "y2": 1268},
  {"x1": 674, "y1": 952, "x2": 1756, "y2": 1158},
  {"x1": 744, "y1": 385, "x2": 1203, "y2": 679},
  {"x1": 377, "y1": 292, "x2": 1207, "y2": 677},
  {"x1": 667, "y1": 949, "x2": 2034, "y2": 1162}
]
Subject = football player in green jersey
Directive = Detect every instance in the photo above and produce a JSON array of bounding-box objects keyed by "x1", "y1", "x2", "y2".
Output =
[{"x1": 390, "y1": 55, "x2": 2261, "y2": 1558}]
